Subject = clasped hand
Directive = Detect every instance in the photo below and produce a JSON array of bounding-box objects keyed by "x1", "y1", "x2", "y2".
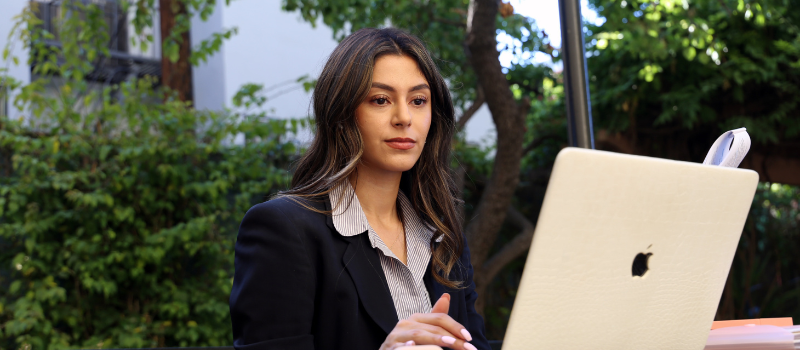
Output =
[{"x1": 380, "y1": 293, "x2": 477, "y2": 350}]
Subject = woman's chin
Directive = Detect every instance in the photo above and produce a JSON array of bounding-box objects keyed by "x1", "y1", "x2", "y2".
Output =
[
  {"x1": 359, "y1": 152, "x2": 422, "y2": 174},
  {"x1": 381, "y1": 163, "x2": 417, "y2": 173},
  {"x1": 370, "y1": 159, "x2": 420, "y2": 173}
]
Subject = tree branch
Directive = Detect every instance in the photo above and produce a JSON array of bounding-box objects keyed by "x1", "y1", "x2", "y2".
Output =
[
  {"x1": 464, "y1": 0, "x2": 528, "y2": 261},
  {"x1": 519, "y1": 96, "x2": 532, "y2": 119},
  {"x1": 433, "y1": 17, "x2": 466, "y2": 28},
  {"x1": 455, "y1": 86, "x2": 485, "y2": 131},
  {"x1": 523, "y1": 132, "x2": 559, "y2": 155},
  {"x1": 480, "y1": 206, "x2": 536, "y2": 285},
  {"x1": 716, "y1": 0, "x2": 733, "y2": 16},
  {"x1": 463, "y1": 0, "x2": 528, "y2": 314},
  {"x1": 428, "y1": 4, "x2": 466, "y2": 28}
]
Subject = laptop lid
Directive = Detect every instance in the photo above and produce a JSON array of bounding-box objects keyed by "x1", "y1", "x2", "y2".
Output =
[{"x1": 502, "y1": 148, "x2": 759, "y2": 350}]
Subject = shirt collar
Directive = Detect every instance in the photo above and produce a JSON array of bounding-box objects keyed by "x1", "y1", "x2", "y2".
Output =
[
  {"x1": 328, "y1": 180, "x2": 436, "y2": 246},
  {"x1": 329, "y1": 180, "x2": 371, "y2": 237}
]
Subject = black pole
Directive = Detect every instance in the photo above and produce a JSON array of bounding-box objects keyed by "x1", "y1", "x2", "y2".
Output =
[{"x1": 558, "y1": 0, "x2": 595, "y2": 149}]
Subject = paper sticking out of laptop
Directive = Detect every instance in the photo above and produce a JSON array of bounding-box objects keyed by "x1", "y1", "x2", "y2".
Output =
[
  {"x1": 501, "y1": 129, "x2": 758, "y2": 350},
  {"x1": 703, "y1": 127, "x2": 751, "y2": 168}
]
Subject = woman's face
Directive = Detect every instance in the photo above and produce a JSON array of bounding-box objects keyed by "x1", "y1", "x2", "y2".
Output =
[{"x1": 355, "y1": 54, "x2": 432, "y2": 174}]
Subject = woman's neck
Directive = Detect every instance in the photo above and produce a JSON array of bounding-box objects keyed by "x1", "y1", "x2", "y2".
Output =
[{"x1": 349, "y1": 164, "x2": 402, "y2": 227}]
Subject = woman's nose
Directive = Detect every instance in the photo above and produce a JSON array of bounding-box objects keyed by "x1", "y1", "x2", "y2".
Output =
[{"x1": 393, "y1": 105, "x2": 412, "y2": 127}]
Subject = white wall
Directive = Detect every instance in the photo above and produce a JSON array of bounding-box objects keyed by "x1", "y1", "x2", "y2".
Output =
[
  {"x1": 191, "y1": 0, "x2": 226, "y2": 111},
  {"x1": 222, "y1": 1, "x2": 337, "y2": 120},
  {"x1": 0, "y1": 0, "x2": 31, "y2": 120}
]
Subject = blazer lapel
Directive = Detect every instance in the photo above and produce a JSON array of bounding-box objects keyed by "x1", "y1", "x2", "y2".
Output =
[
  {"x1": 327, "y1": 196, "x2": 399, "y2": 334},
  {"x1": 423, "y1": 253, "x2": 459, "y2": 321},
  {"x1": 342, "y1": 233, "x2": 399, "y2": 334}
]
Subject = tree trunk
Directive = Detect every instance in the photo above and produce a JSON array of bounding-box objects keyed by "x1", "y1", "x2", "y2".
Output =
[
  {"x1": 159, "y1": 0, "x2": 193, "y2": 103},
  {"x1": 464, "y1": 0, "x2": 529, "y2": 314}
]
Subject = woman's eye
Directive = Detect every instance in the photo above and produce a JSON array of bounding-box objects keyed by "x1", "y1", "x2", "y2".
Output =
[
  {"x1": 374, "y1": 98, "x2": 388, "y2": 105},
  {"x1": 411, "y1": 98, "x2": 427, "y2": 106}
]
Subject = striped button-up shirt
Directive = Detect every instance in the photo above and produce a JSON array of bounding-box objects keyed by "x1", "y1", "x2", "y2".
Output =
[{"x1": 329, "y1": 180, "x2": 434, "y2": 321}]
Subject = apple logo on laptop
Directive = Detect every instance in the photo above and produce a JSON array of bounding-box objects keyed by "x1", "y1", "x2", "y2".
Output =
[{"x1": 632, "y1": 252, "x2": 653, "y2": 277}]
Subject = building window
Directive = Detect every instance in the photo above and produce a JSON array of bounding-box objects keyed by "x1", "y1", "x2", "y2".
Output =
[{"x1": 29, "y1": 0, "x2": 161, "y2": 84}]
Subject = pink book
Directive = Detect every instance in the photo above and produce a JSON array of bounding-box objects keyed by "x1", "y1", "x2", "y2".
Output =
[
  {"x1": 704, "y1": 325, "x2": 796, "y2": 350},
  {"x1": 712, "y1": 318, "x2": 794, "y2": 330}
]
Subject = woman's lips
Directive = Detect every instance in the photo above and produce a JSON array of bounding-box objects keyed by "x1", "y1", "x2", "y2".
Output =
[{"x1": 385, "y1": 138, "x2": 416, "y2": 150}]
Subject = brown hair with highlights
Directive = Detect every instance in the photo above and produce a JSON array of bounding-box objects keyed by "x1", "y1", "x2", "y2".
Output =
[{"x1": 278, "y1": 27, "x2": 464, "y2": 288}]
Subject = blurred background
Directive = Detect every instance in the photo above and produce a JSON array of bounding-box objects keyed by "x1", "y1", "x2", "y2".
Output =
[{"x1": 1, "y1": 0, "x2": 799, "y2": 348}]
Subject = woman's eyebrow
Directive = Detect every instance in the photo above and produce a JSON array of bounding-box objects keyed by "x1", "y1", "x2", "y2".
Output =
[
  {"x1": 409, "y1": 83, "x2": 431, "y2": 92},
  {"x1": 371, "y1": 82, "x2": 431, "y2": 92}
]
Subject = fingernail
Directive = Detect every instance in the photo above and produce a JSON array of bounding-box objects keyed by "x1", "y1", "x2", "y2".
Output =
[
  {"x1": 405, "y1": 340, "x2": 415, "y2": 346},
  {"x1": 442, "y1": 335, "x2": 456, "y2": 345},
  {"x1": 461, "y1": 328, "x2": 473, "y2": 341},
  {"x1": 464, "y1": 342, "x2": 478, "y2": 350}
]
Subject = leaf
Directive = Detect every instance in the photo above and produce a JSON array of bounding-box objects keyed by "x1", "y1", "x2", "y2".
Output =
[
  {"x1": 9, "y1": 280, "x2": 21, "y2": 294},
  {"x1": 683, "y1": 46, "x2": 697, "y2": 61}
]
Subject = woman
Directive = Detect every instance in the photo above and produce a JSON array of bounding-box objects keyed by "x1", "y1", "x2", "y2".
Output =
[{"x1": 229, "y1": 27, "x2": 489, "y2": 350}]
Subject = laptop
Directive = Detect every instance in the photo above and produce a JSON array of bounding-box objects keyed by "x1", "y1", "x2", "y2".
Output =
[{"x1": 501, "y1": 148, "x2": 759, "y2": 350}]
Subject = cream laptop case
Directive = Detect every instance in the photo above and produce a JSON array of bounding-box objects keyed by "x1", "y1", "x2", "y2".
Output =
[{"x1": 502, "y1": 148, "x2": 759, "y2": 350}]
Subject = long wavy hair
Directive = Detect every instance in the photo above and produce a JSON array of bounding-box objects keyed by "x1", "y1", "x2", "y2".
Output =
[{"x1": 278, "y1": 28, "x2": 463, "y2": 289}]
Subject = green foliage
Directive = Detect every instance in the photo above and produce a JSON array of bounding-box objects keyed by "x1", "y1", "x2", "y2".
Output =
[
  {"x1": 720, "y1": 183, "x2": 800, "y2": 320},
  {"x1": 587, "y1": 0, "x2": 800, "y2": 146},
  {"x1": 125, "y1": 0, "x2": 236, "y2": 65},
  {"x1": 0, "y1": 1, "x2": 298, "y2": 348},
  {"x1": 520, "y1": 78, "x2": 568, "y2": 171},
  {"x1": 191, "y1": 27, "x2": 238, "y2": 65},
  {"x1": 0, "y1": 79, "x2": 297, "y2": 349}
]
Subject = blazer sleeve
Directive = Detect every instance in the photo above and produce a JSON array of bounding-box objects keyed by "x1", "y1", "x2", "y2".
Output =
[
  {"x1": 460, "y1": 241, "x2": 492, "y2": 350},
  {"x1": 230, "y1": 200, "x2": 316, "y2": 350}
]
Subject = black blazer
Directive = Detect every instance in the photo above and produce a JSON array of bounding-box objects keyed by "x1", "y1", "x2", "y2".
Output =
[{"x1": 229, "y1": 196, "x2": 490, "y2": 350}]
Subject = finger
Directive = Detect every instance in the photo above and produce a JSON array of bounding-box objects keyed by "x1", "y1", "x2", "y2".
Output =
[
  {"x1": 395, "y1": 327, "x2": 476, "y2": 350},
  {"x1": 382, "y1": 341, "x2": 406, "y2": 350},
  {"x1": 413, "y1": 323, "x2": 471, "y2": 344},
  {"x1": 433, "y1": 333, "x2": 475, "y2": 350},
  {"x1": 431, "y1": 293, "x2": 450, "y2": 314},
  {"x1": 391, "y1": 340, "x2": 415, "y2": 350},
  {"x1": 410, "y1": 312, "x2": 470, "y2": 341},
  {"x1": 400, "y1": 329, "x2": 457, "y2": 348},
  {"x1": 446, "y1": 337, "x2": 478, "y2": 350},
  {"x1": 429, "y1": 295, "x2": 473, "y2": 341},
  {"x1": 412, "y1": 322, "x2": 458, "y2": 338}
]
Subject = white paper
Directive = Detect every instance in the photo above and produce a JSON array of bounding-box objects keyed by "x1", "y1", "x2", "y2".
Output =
[{"x1": 703, "y1": 127, "x2": 751, "y2": 168}]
